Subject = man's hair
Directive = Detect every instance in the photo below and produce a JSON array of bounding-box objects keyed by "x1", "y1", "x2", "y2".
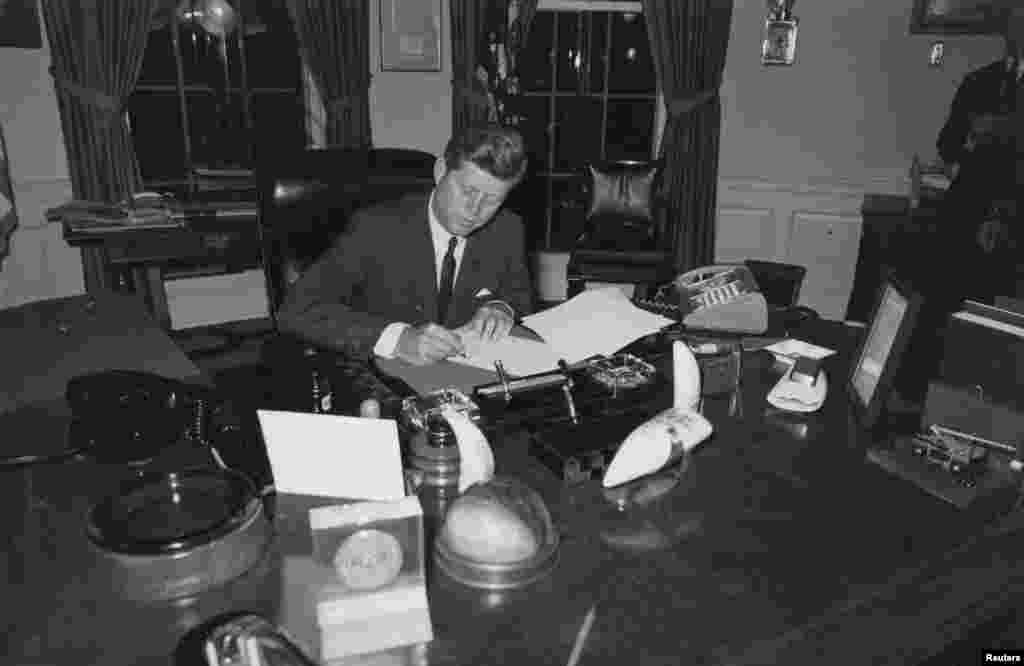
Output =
[{"x1": 443, "y1": 125, "x2": 528, "y2": 183}]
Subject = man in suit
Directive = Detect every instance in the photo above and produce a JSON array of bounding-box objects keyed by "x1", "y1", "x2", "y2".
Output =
[
  {"x1": 935, "y1": 4, "x2": 1021, "y2": 300},
  {"x1": 277, "y1": 125, "x2": 533, "y2": 365},
  {"x1": 897, "y1": 6, "x2": 1022, "y2": 403}
]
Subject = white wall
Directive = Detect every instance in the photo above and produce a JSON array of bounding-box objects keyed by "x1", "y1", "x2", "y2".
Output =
[
  {"x1": 368, "y1": 0, "x2": 451, "y2": 157},
  {"x1": 719, "y1": 0, "x2": 1002, "y2": 189},
  {"x1": 0, "y1": 2, "x2": 80, "y2": 310}
]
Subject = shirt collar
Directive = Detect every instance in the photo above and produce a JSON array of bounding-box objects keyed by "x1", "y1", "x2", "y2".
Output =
[{"x1": 427, "y1": 191, "x2": 461, "y2": 250}]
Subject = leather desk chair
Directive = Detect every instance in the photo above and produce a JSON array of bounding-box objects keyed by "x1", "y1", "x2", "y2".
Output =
[
  {"x1": 258, "y1": 147, "x2": 436, "y2": 320},
  {"x1": 212, "y1": 148, "x2": 436, "y2": 413},
  {"x1": 565, "y1": 160, "x2": 678, "y2": 299},
  {"x1": 743, "y1": 259, "x2": 806, "y2": 309}
]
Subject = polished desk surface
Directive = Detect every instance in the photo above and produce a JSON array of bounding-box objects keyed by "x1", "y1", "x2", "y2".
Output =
[
  {"x1": 3, "y1": 315, "x2": 1024, "y2": 665},
  {"x1": 0, "y1": 291, "x2": 206, "y2": 414}
]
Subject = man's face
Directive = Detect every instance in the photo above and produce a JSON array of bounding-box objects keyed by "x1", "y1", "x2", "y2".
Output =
[{"x1": 431, "y1": 159, "x2": 516, "y2": 237}]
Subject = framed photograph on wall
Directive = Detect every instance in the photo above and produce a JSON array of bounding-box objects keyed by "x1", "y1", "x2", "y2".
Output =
[
  {"x1": 380, "y1": 0, "x2": 442, "y2": 72},
  {"x1": 909, "y1": 0, "x2": 1002, "y2": 35}
]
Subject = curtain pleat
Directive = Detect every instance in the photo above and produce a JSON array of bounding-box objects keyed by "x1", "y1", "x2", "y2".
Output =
[
  {"x1": 41, "y1": 0, "x2": 157, "y2": 203},
  {"x1": 642, "y1": 0, "x2": 733, "y2": 272},
  {"x1": 286, "y1": 0, "x2": 371, "y2": 149}
]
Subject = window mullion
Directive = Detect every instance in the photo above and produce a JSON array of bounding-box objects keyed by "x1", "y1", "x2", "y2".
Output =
[{"x1": 600, "y1": 12, "x2": 613, "y2": 161}]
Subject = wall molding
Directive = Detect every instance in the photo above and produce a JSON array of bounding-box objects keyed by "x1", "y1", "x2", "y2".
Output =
[{"x1": 719, "y1": 170, "x2": 908, "y2": 200}]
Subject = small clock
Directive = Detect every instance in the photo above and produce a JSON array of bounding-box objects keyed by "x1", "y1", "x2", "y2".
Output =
[{"x1": 333, "y1": 528, "x2": 404, "y2": 591}]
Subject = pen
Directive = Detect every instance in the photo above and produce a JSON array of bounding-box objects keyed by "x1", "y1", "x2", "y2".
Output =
[{"x1": 566, "y1": 604, "x2": 597, "y2": 666}]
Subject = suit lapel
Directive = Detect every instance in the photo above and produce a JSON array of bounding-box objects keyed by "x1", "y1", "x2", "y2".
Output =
[
  {"x1": 407, "y1": 197, "x2": 439, "y2": 324},
  {"x1": 454, "y1": 235, "x2": 484, "y2": 319}
]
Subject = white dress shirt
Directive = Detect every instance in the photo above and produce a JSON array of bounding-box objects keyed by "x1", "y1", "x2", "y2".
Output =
[{"x1": 373, "y1": 193, "x2": 466, "y2": 358}]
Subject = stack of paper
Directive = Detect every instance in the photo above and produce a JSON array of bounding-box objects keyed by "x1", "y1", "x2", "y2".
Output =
[
  {"x1": 521, "y1": 288, "x2": 675, "y2": 364},
  {"x1": 449, "y1": 288, "x2": 673, "y2": 376}
]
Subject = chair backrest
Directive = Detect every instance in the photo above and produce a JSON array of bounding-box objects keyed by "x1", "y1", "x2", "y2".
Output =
[
  {"x1": 744, "y1": 259, "x2": 807, "y2": 308},
  {"x1": 577, "y1": 159, "x2": 668, "y2": 249},
  {"x1": 257, "y1": 147, "x2": 436, "y2": 319}
]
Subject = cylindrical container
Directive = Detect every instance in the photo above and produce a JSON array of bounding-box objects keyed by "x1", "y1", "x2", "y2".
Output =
[
  {"x1": 408, "y1": 416, "x2": 462, "y2": 546},
  {"x1": 408, "y1": 415, "x2": 461, "y2": 490}
]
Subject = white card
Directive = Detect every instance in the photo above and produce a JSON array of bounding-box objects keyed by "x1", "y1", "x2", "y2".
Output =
[{"x1": 257, "y1": 410, "x2": 406, "y2": 501}]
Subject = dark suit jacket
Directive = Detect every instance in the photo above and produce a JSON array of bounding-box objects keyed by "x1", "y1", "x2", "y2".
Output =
[
  {"x1": 277, "y1": 191, "x2": 534, "y2": 359},
  {"x1": 937, "y1": 60, "x2": 1018, "y2": 167}
]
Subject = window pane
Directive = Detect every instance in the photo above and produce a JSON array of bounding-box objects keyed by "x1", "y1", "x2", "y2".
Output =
[
  {"x1": 128, "y1": 92, "x2": 187, "y2": 181},
  {"x1": 251, "y1": 92, "x2": 305, "y2": 162},
  {"x1": 605, "y1": 98, "x2": 655, "y2": 162},
  {"x1": 607, "y1": 12, "x2": 655, "y2": 94},
  {"x1": 178, "y1": 29, "x2": 227, "y2": 87},
  {"x1": 553, "y1": 96, "x2": 601, "y2": 172},
  {"x1": 519, "y1": 11, "x2": 553, "y2": 92},
  {"x1": 504, "y1": 172, "x2": 548, "y2": 251},
  {"x1": 585, "y1": 12, "x2": 609, "y2": 94},
  {"x1": 235, "y1": 0, "x2": 301, "y2": 90},
  {"x1": 516, "y1": 95, "x2": 550, "y2": 172},
  {"x1": 184, "y1": 90, "x2": 250, "y2": 169},
  {"x1": 550, "y1": 176, "x2": 586, "y2": 251},
  {"x1": 554, "y1": 12, "x2": 581, "y2": 93},
  {"x1": 138, "y1": 27, "x2": 178, "y2": 86}
]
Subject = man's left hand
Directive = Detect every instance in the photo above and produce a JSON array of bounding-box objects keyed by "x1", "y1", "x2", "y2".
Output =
[{"x1": 466, "y1": 303, "x2": 514, "y2": 342}]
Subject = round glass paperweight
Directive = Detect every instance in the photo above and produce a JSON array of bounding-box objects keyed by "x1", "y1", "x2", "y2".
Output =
[{"x1": 434, "y1": 477, "x2": 559, "y2": 590}]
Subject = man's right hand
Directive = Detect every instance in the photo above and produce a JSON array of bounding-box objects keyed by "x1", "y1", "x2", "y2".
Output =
[{"x1": 395, "y1": 323, "x2": 465, "y2": 365}]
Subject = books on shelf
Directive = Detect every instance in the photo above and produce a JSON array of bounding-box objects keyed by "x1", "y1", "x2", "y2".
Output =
[{"x1": 48, "y1": 199, "x2": 183, "y2": 233}]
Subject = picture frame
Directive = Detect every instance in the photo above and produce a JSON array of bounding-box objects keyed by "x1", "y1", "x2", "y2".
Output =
[
  {"x1": 909, "y1": 0, "x2": 1002, "y2": 35},
  {"x1": 761, "y1": 19, "x2": 798, "y2": 66},
  {"x1": 379, "y1": 0, "x2": 442, "y2": 72}
]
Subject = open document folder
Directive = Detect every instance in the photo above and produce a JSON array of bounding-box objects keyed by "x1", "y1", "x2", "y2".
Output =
[{"x1": 449, "y1": 288, "x2": 675, "y2": 376}]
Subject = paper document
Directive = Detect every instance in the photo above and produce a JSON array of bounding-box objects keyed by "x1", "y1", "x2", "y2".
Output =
[
  {"x1": 257, "y1": 409, "x2": 406, "y2": 501},
  {"x1": 522, "y1": 288, "x2": 675, "y2": 363},
  {"x1": 449, "y1": 335, "x2": 564, "y2": 376}
]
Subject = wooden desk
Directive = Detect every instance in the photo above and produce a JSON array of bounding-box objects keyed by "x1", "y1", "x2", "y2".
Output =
[
  {"x1": 61, "y1": 203, "x2": 261, "y2": 330},
  {"x1": 3, "y1": 319, "x2": 1023, "y2": 665}
]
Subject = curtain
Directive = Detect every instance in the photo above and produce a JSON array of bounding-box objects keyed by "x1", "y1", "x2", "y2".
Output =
[
  {"x1": 642, "y1": 0, "x2": 734, "y2": 272},
  {"x1": 41, "y1": 0, "x2": 158, "y2": 203},
  {"x1": 286, "y1": 0, "x2": 371, "y2": 149},
  {"x1": 450, "y1": 0, "x2": 538, "y2": 135}
]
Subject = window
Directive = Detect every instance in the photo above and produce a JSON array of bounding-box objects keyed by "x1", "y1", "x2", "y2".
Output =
[
  {"x1": 507, "y1": 1, "x2": 661, "y2": 251},
  {"x1": 129, "y1": 0, "x2": 306, "y2": 188}
]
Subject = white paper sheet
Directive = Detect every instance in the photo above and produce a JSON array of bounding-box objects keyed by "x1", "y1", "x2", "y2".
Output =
[
  {"x1": 256, "y1": 410, "x2": 406, "y2": 501},
  {"x1": 448, "y1": 335, "x2": 565, "y2": 376},
  {"x1": 521, "y1": 288, "x2": 675, "y2": 363}
]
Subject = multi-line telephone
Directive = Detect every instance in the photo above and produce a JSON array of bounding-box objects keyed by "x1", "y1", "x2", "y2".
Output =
[{"x1": 633, "y1": 264, "x2": 770, "y2": 333}]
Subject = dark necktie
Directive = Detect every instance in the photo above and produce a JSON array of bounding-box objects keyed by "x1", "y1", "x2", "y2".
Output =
[{"x1": 437, "y1": 236, "x2": 458, "y2": 324}]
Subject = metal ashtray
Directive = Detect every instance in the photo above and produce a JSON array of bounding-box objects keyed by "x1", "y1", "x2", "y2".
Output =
[
  {"x1": 86, "y1": 466, "x2": 271, "y2": 601},
  {"x1": 433, "y1": 478, "x2": 559, "y2": 591}
]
